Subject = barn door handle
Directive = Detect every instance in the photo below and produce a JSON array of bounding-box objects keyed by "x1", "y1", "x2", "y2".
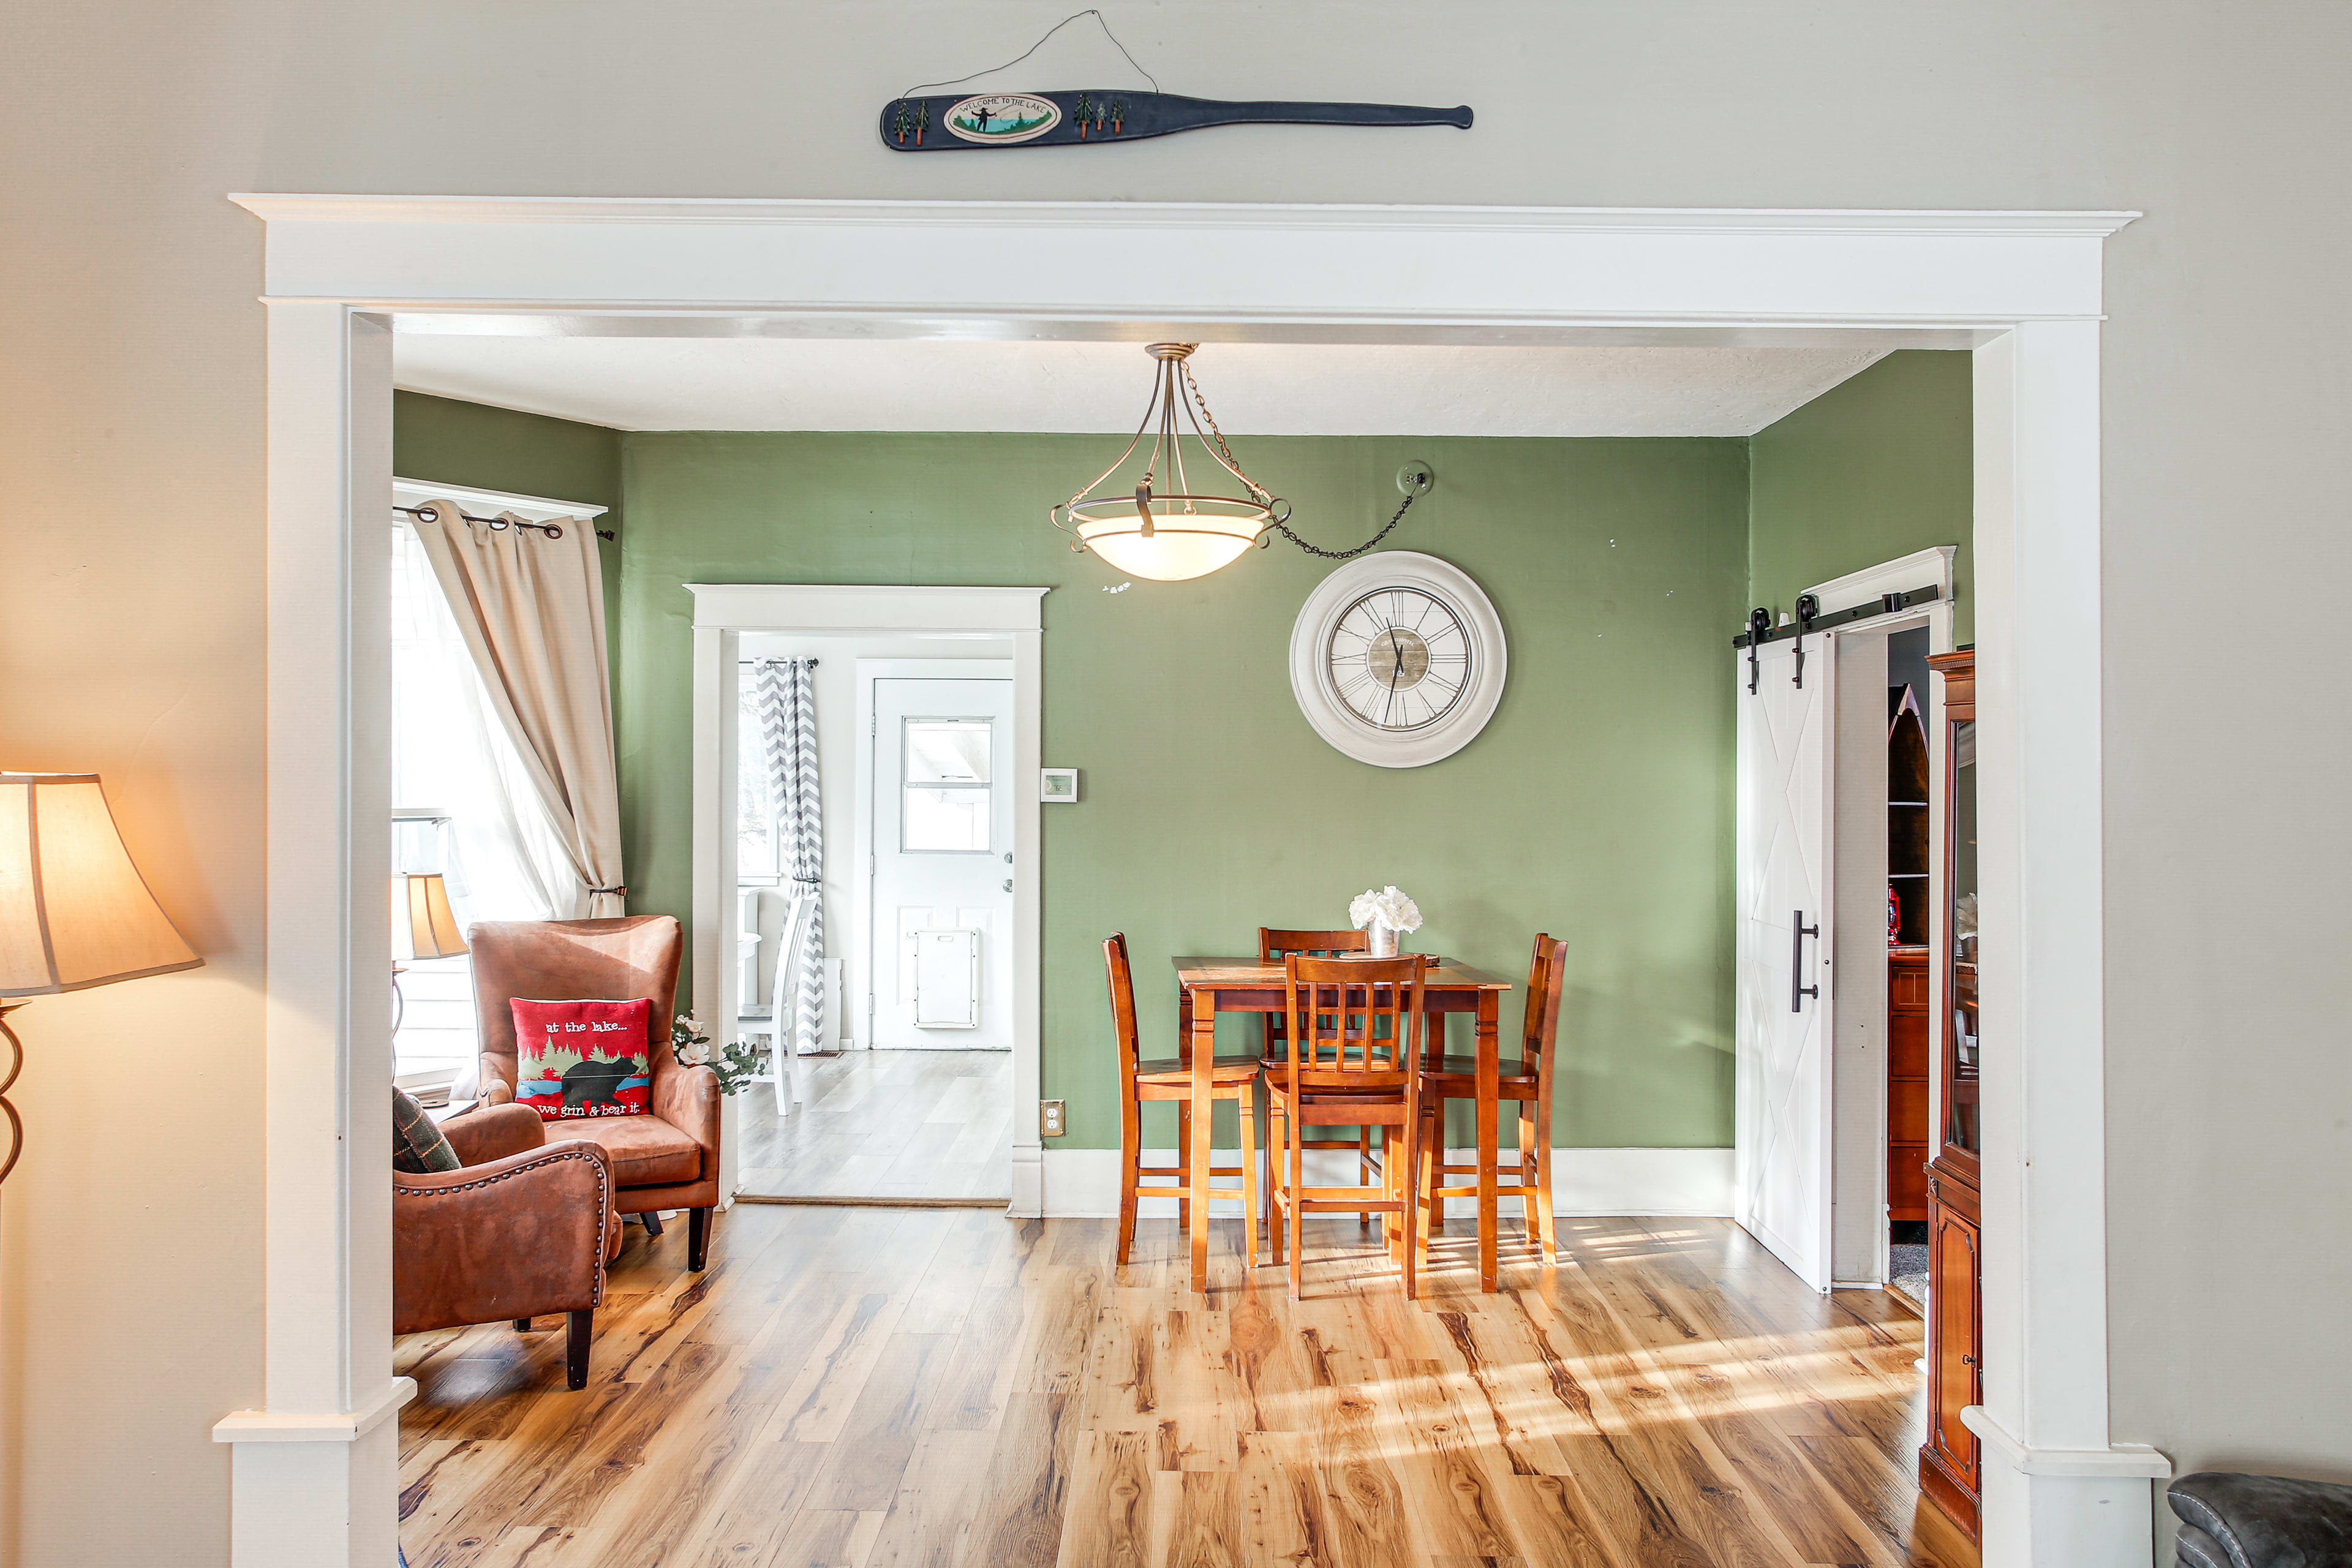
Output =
[{"x1": 1791, "y1": 911, "x2": 1820, "y2": 1012}]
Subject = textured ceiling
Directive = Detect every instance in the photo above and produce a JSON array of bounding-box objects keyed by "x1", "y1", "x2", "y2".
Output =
[{"x1": 392, "y1": 337, "x2": 1887, "y2": 439}]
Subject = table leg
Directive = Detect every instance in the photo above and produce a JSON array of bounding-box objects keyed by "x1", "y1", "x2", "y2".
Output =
[
  {"x1": 1189, "y1": 986, "x2": 1216, "y2": 1292},
  {"x1": 1476, "y1": 990, "x2": 1500, "y2": 1292}
]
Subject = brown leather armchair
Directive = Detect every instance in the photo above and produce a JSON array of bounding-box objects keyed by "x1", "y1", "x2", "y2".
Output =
[
  {"x1": 394, "y1": 1102, "x2": 619, "y2": 1390},
  {"x1": 467, "y1": 915, "x2": 723, "y2": 1270}
]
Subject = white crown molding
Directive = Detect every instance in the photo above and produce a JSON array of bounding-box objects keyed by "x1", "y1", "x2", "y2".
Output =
[
  {"x1": 228, "y1": 195, "x2": 2136, "y2": 330},
  {"x1": 229, "y1": 193, "x2": 2139, "y2": 239},
  {"x1": 685, "y1": 582, "x2": 1048, "y2": 633},
  {"x1": 393, "y1": 476, "x2": 608, "y2": 522}
]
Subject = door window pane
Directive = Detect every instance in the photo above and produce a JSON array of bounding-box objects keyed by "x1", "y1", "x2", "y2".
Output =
[
  {"x1": 903, "y1": 786, "x2": 990, "y2": 851},
  {"x1": 907, "y1": 720, "x2": 990, "y2": 783},
  {"x1": 901, "y1": 718, "x2": 992, "y2": 853}
]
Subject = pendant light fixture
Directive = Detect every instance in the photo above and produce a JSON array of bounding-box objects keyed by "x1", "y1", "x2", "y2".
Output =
[{"x1": 1050, "y1": 343, "x2": 1290, "y2": 582}]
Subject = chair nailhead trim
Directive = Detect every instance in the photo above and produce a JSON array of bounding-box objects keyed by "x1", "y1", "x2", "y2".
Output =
[{"x1": 396, "y1": 1147, "x2": 613, "y2": 1306}]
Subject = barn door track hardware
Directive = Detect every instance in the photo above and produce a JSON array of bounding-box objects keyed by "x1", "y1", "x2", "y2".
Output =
[
  {"x1": 881, "y1": 10, "x2": 1471, "y2": 152},
  {"x1": 1733, "y1": 586, "x2": 1945, "y2": 696}
]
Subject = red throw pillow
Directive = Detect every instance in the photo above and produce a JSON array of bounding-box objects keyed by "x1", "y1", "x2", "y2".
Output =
[{"x1": 509, "y1": 997, "x2": 656, "y2": 1120}]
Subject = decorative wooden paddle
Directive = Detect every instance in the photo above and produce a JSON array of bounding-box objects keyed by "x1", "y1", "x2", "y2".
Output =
[{"x1": 880, "y1": 88, "x2": 1472, "y2": 151}]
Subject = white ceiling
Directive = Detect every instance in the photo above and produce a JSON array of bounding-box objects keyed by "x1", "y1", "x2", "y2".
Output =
[{"x1": 391, "y1": 337, "x2": 1887, "y2": 439}]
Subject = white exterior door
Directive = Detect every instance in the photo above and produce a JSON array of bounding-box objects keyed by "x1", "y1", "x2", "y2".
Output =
[
  {"x1": 868, "y1": 676, "x2": 1015, "y2": 1049},
  {"x1": 1735, "y1": 635, "x2": 1836, "y2": 1291}
]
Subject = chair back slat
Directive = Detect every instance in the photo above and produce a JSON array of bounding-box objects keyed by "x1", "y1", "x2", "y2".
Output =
[
  {"x1": 1102, "y1": 932, "x2": 1142, "y2": 1095},
  {"x1": 1280, "y1": 953, "x2": 1425, "y2": 1092},
  {"x1": 1258, "y1": 927, "x2": 1370, "y2": 961},
  {"x1": 1258, "y1": 929, "x2": 1369, "y2": 1049}
]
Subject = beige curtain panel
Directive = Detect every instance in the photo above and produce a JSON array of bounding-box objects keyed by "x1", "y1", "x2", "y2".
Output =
[{"x1": 411, "y1": 504, "x2": 625, "y2": 918}]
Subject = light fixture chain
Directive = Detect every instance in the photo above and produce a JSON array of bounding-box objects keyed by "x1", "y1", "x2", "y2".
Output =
[
  {"x1": 1267, "y1": 491, "x2": 1417, "y2": 561},
  {"x1": 1179, "y1": 363, "x2": 1273, "y2": 505},
  {"x1": 1180, "y1": 359, "x2": 1411, "y2": 559}
]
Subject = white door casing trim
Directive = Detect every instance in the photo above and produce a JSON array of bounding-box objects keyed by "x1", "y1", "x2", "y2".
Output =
[
  {"x1": 688, "y1": 588, "x2": 1046, "y2": 1218},
  {"x1": 1807, "y1": 546, "x2": 1955, "y2": 1289},
  {"x1": 228, "y1": 194, "x2": 2144, "y2": 1568}
]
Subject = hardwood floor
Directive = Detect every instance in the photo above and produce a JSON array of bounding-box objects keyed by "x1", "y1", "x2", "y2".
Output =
[
  {"x1": 397, "y1": 1207, "x2": 1977, "y2": 1567},
  {"x1": 736, "y1": 1049, "x2": 1012, "y2": 1202}
]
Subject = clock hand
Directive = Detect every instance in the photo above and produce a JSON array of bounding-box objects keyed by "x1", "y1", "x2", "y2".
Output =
[{"x1": 1381, "y1": 628, "x2": 1403, "y2": 727}]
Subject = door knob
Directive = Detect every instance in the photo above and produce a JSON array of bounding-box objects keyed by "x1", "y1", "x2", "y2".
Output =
[{"x1": 1002, "y1": 878, "x2": 1013, "y2": 892}]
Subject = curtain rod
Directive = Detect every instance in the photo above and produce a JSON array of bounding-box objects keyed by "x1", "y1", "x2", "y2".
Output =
[{"x1": 394, "y1": 501, "x2": 617, "y2": 542}]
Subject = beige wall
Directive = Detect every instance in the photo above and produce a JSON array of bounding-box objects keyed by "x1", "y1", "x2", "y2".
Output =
[{"x1": 4, "y1": 2, "x2": 2348, "y2": 1560}]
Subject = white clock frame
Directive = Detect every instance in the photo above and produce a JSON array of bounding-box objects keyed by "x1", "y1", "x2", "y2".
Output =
[{"x1": 1289, "y1": 551, "x2": 1508, "y2": 768}]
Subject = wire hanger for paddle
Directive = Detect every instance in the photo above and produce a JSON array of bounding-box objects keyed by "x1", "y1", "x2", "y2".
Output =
[{"x1": 899, "y1": 9, "x2": 1161, "y2": 100}]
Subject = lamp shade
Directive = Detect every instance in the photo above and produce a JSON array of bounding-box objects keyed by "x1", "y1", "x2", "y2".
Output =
[
  {"x1": 1071, "y1": 503, "x2": 1268, "y2": 582},
  {"x1": 0, "y1": 773, "x2": 202, "y2": 996},
  {"x1": 393, "y1": 873, "x2": 468, "y2": 961}
]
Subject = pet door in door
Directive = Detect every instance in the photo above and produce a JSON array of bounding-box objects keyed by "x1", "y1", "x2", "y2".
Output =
[{"x1": 911, "y1": 927, "x2": 981, "y2": 1028}]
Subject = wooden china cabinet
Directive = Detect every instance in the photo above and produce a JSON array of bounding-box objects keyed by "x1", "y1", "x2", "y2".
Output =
[{"x1": 1920, "y1": 648, "x2": 1982, "y2": 1539}]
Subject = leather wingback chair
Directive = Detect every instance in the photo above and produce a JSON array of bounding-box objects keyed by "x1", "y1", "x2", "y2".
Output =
[
  {"x1": 395, "y1": 1102, "x2": 620, "y2": 1389},
  {"x1": 469, "y1": 916, "x2": 723, "y2": 1270}
]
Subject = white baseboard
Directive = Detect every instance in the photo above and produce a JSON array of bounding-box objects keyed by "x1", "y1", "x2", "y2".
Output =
[{"x1": 1038, "y1": 1146, "x2": 1732, "y2": 1220}]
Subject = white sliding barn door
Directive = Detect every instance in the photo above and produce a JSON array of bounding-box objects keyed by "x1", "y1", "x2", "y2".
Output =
[{"x1": 1735, "y1": 635, "x2": 1835, "y2": 1291}]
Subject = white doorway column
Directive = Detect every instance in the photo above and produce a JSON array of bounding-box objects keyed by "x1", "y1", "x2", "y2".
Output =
[
  {"x1": 1965, "y1": 322, "x2": 2171, "y2": 1561},
  {"x1": 208, "y1": 301, "x2": 411, "y2": 1565}
]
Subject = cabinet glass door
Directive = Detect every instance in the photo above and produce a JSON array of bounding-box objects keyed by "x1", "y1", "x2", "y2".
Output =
[{"x1": 1946, "y1": 717, "x2": 1979, "y2": 1155}]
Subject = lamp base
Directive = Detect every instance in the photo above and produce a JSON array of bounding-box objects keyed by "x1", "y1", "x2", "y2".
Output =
[{"x1": 0, "y1": 1003, "x2": 24, "y2": 1186}]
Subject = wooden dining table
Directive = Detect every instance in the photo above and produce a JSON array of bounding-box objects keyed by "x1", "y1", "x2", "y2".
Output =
[{"x1": 1172, "y1": 956, "x2": 1515, "y2": 1293}]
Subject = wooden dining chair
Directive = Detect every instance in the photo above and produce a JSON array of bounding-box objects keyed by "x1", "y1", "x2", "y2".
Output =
[
  {"x1": 1103, "y1": 933, "x2": 1262, "y2": 1271},
  {"x1": 1265, "y1": 953, "x2": 1426, "y2": 1299},
  {"x1": 1419, "y1": 933, "x2": 1569, "y2": 1262},
  {"x1": 1256, "y1": 927, "x2": 1376, "y2": 1220}
]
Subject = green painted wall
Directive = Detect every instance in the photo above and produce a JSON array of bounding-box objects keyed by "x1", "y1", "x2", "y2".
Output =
[
  {"x1": 619, "y1": 432, "x2": 1749, "y2": 1149},
  {"x1": 392, "y1": 391, "x2": 627, "y2": 650},
  {"x1": 1749, "y1": 352, "x2": 1974, "y2": 641}
]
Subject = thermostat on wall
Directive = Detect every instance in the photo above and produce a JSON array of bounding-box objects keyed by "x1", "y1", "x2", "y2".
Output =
[{"x1": 1039, "y1": 767, "x2": 1079, "y2": 804}]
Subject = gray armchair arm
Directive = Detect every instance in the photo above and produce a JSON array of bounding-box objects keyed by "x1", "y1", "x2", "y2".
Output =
[{"x1": 2170, "y1": 1472, "x2": 2352, "y2": 1568}]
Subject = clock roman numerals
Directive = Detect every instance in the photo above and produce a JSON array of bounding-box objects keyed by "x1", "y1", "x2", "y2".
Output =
[{"x1": 1325, "y1": 586, "x2": 1472, "y2": 732}]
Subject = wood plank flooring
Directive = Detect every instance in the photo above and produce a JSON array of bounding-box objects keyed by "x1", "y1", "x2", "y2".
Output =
[
  {"x1": 397, "y1": 1208, "x2": 1976, "y2": 1567},
  {"x1": 736, "y1": 1049, "x2": 1012, "y2": 1202}
]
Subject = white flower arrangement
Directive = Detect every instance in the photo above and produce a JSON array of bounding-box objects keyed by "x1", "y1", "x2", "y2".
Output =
[
  {"x1": 1348, "y1": 886, "x2": 1423, "y2": 935},
  {"x1": 672, "y1": 1013, "x2": 766, "y2": 1095},
  {"x1": 672, "y1": 1015, "x2": 714, "y2": 1066}
]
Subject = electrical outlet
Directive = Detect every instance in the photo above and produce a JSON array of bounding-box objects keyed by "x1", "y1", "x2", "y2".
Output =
[{"x1": 1039, "y1": 1099, "x2": 1067, "y2": 1137}]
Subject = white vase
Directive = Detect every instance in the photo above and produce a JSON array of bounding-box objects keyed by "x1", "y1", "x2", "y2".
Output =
[{"x1": 1366, "y1": 921, "x2": 1400, "y2": 957}]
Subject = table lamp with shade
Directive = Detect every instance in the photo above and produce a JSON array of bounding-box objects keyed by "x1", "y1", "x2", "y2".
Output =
[
  {"x1": 0, "y1": 773, "x2": 203, "y2": 1186},
  {"x1": 391, "y1": 871, "x2": 468, "y2": 1033}
]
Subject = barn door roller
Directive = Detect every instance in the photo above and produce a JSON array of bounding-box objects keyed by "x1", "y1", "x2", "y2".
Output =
[{"x1": 1733, "y1": 585, "x2": 1943, "y2": 696}]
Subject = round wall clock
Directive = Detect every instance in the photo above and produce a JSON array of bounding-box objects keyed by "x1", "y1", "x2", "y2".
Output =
[{"x1": 1288, "y1": 551, "x2": 1507, "y2": 767}]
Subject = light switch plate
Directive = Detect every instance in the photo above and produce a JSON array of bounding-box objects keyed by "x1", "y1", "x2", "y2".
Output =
[{"x1": 1039, "y1": 1099, "x2": 1066, "y2": 1137}]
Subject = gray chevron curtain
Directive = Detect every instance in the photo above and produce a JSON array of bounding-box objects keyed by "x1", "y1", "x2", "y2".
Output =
[{"x1": 756, "y1": 659, "x2": 825, "y2": 1057}]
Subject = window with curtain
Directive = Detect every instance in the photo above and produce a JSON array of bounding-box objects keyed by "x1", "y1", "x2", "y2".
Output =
[
  {"x1": 737, "y1": 674, "x2": 782, "y2": 881},
  {"x1": 389, "y1": 521, "x2": 567, "y2": 1085}
]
